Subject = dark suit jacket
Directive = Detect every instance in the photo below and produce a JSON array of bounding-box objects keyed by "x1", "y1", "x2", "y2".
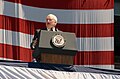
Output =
[
  {"x1": 30, "y1": 28, "x2": 59, "y2": 50},
  {"x1": 30, "y1": 28, "x2": 60, "y2": 58}
]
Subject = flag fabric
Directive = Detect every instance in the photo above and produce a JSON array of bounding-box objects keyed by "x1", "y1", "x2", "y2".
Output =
[
  {"x1": 0, "y1": 0, "x2": 114, "y2": 69},
  {"x1": 0, "y1": 65, "x2": 120, "y2": 79}
]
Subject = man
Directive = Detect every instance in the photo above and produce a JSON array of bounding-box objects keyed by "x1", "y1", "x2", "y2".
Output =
[{"x1": 30, "y1": 14, "x2": 60, "y2": 62}]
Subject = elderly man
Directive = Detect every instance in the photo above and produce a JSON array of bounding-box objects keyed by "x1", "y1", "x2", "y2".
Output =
[{"x1": 30, "y1": 14, "x2": 60, "y2": 62}]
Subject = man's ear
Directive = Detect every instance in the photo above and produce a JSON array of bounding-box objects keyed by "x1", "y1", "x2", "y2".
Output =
[
  {"x1": 55, "y1": 22, "x2": 57, "y2": 25},
  {"x1": 54, "y1": 21, "x2": 57, "y2": 24}
]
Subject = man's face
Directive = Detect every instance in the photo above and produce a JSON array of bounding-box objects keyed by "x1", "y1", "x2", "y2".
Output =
[{"x1": 46, "y1": 16, "x2": 57, "y2": 29}]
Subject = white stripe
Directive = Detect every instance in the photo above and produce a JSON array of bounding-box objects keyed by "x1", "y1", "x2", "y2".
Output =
[
  {"x1": 77, "y1": 37, "x2": 114, "y2": 51},
  {"x1": 0, "y1": 1, "x2": 114, "y2": 24},
  {"x1": 0, "y1": 57, "x2": 21, "y2": 62},
  {"x1": 75, "y1": 65, "x2": 114, "y2": 69},
  {"x1": 0, "y1": 57, "x2": 22, "y2": 62},
  {"x1": 0, "y1": 29, "x2": 33, "y2": 49},
  {"x1": 0, "y1": 65, "x2": 118, "y2": 79},
  {"x1": 0, "y1": 0, "x2": 3, "y2": 14},
  {"x1": 0, "y1": 29, "x2": 114, "y2": 51}
]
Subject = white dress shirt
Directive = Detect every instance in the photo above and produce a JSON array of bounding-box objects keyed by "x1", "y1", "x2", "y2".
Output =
[{"x1": 47, "y1": 27, "x2": 56, "y2": 31}]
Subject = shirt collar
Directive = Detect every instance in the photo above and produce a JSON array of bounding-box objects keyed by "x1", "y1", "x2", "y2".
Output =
[{"x1": 47, "y1": 27, "x2": 55, "y2": 31}]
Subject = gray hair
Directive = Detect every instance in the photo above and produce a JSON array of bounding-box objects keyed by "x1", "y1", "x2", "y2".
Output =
[{"x1": 47, "y1": 14, "x2": 58, "y2": 22}]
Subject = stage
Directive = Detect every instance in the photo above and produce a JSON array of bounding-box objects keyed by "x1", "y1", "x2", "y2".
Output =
[{"x1": 0, "y1": 60, "x2": 120, "y2": 79}]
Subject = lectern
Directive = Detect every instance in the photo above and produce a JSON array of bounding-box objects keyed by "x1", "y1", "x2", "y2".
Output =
[{"x1": 35, "y1": 30, "x2": 77, "y2": 65}]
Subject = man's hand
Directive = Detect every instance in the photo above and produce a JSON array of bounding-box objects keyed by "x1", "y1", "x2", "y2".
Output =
[{"x1": 32, "y1": 38, "x2": 38, "y2": 47}]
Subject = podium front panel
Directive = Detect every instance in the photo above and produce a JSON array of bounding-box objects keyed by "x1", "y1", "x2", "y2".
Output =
[{"x1": 39, "y1": 30, "x2": 77, "y2": 54}]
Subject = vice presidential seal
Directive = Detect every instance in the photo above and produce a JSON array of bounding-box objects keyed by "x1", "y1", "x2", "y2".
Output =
[{"x1": 52, "y1": 34, "x2": 66, "y2": 48}]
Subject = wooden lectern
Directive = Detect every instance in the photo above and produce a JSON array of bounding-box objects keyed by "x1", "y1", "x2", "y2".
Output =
[{"x1": 34, "y1": 30, "x2": 77, "y2": 65}]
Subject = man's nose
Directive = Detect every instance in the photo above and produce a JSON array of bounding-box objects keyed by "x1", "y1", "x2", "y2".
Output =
[{"x1": 47, "y1": 20, "x2": 50, "y2": 22}]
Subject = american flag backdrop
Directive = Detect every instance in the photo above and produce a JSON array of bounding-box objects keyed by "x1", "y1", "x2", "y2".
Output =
[{"x1": 0, "y1": 0, "x2": 114, "y2": 69}]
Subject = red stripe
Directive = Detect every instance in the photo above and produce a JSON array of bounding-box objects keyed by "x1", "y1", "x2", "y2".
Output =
[
  {"x1": 74, "y1": 51, "x2": 114, "y2": 65},
  {"x1": 4, "y1": 0, "x2": 114, "y2": 9},
  {"x1": 0, "y1": 43, "x2": 113, "y2": 65},
  {"x1": 0, "y1": 44, "x2": 32, "y2": 62},
  {"x1": 0, "y1": 15, "x2": 114, "y2": 37},
  {"x1": 58, "y1": 23, "x2": 114, "y2": 37}
]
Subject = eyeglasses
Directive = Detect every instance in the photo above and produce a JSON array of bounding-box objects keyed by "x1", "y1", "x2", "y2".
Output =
[{"x1": 46, "y1": 19, "x2": 54, "y2": 22}]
